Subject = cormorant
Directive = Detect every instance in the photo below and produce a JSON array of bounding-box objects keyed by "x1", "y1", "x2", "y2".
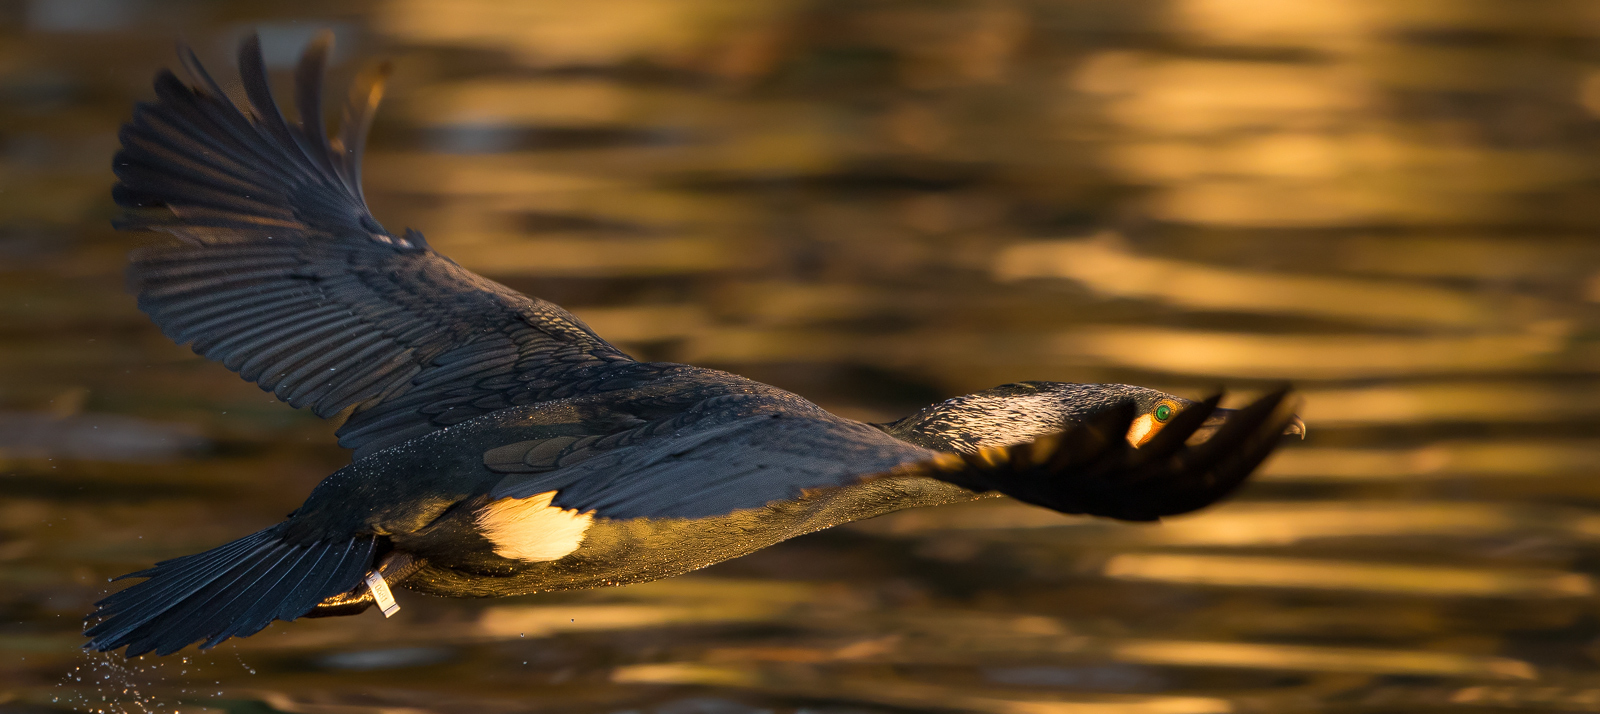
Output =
[{"x1": 85, "y1": 35, "x2": 1304, "y2": 657}]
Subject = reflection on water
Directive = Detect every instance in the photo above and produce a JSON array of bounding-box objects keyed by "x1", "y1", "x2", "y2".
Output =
[{"x1": 2, "y1": 0, "x2": 1600, "y2": 712}]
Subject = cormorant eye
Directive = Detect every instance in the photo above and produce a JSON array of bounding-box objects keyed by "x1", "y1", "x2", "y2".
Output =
[{"x1": 1154, "y1": 403, "x2": 1174, "y2": 422}]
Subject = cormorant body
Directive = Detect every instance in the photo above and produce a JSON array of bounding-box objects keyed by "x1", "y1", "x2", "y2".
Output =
[{"x1": 85, "y1": 35, "x2": 1302, "y2": 656}]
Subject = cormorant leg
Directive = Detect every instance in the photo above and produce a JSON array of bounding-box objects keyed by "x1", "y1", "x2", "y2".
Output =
[{"x1": 303, "y1": 550, "x2": 425, "y2": 618}]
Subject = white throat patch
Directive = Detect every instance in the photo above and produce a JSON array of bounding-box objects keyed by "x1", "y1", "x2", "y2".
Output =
[{"x1": 474, "y1": 490, "x2": 594, "y2": 562}]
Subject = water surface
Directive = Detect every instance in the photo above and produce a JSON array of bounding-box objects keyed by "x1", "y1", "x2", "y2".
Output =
[{"x1": 3, "y1": 1, "x2": 1600, "y2": 712}]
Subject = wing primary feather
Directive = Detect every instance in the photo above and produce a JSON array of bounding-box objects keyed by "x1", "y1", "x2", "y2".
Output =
[
  {"x1": 148, "y1": 71, "x2": 296, "y2": 189},
  {"x1": 114, "y1": 37, "x2": 635, "y2": 456},
  {"x1": 122, "y1": 107, "x2": 270, "y2": 185},
  {"x1": 338, "y1": 399, "x2": 428, "y2": 439},
  {"x1": 293, "y1": 30, "x2": 342, "y2": 181},
  {"x1": 338, "y1": 61, "x2": 390, "y2": 203},
  {"x1": 116, "y1": 134, "x2": 269, "y2": 197},
  {"x1": 227, "y1": 318, "x2": 364, "y2": 381},
  {"x1": 115, "y1": 164, "x2": 295, "y2": 220},
  {"x1": 177, "y1": 41, "x2": 231, "y2": 101},
  {"x1": 236, "y1": 35, "x2": 311, "y2": 173}
]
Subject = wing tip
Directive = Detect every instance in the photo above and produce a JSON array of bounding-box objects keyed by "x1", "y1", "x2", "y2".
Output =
[{"x1": 117, "y1": 30, "x2": 386, "y2": 241}]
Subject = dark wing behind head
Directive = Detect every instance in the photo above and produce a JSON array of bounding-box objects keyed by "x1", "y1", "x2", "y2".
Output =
[
  {"x1": 116, "y1": 33, "x2": 641, "y2": 458},
  {"x1": 488, "y1": 398, "x2": 940, "y2": 520},
  {"x1": 484, "y1": 388, "x2": 1298, "y2": 522}
]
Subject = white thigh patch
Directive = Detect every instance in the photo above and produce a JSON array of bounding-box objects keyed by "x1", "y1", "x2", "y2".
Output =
[{"x1": 474, "y1": 490, "x2": 594, "y2": 562}]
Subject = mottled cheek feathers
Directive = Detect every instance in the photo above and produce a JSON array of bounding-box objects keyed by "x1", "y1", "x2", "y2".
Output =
[
  {"x1": 1126, "y1": 399, "x2": 1180, "y2": 448},
  {"x1": 474, "y1": 491, "x2": 594, "y2": 562}
]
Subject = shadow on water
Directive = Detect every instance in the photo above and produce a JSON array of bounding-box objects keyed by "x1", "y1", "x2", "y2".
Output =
[{"x1": 3, "y1": 0, "x2": 1600, "y2": 712}]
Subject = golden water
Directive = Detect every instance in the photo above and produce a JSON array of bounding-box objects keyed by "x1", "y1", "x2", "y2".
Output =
[{"x1": 3, "y1": 1, "x2": 1600, "y2": 712}]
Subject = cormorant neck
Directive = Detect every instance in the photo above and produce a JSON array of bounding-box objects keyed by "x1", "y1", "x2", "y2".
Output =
[
  {"x1": 878, "y1": 382, "x2": 1163, "y2": 454},
  {"x1": 879, "y1": 391, "x2": 1077, "y2": 454}
]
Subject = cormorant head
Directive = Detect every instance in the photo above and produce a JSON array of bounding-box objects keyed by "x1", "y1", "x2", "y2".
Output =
[{"x1": 882, "y1": 381, "x2": 1304, "y2": 454}]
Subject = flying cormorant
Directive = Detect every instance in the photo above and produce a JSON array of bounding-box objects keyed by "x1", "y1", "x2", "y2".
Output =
[{"x1": 85, "y1": 35, "x2": 1304, "y2": 657}]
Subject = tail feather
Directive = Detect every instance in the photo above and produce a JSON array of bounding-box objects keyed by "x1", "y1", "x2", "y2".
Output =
[
  {"x1": 104, "y1": 526, "x2": 268, "y2": 587},
  {"x1": 86, "y1": 527, "x2": 376, "y2": 656},
  {"x1": 285, "y1": 538, "x2": 367, "y2": 620},
  {"x1": 86, "y1": 533, "x2": 282, "y2": 651},
  {"x1": 212, "y1": 536, "x2": 369, "y2": 648},
  {"x1": 141, "y1": 543, "x2": 298, "y2": 655},
  {"x1": 94, "y1": 529, "x2": 279, "y2": 619},
  {"x1": 210, "y1": 544, "x2": 322, "y2": 647}
]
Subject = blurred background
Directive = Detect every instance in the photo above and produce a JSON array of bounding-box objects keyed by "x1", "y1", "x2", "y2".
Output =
[{"x1": 3, "y1": 0, "x2": 1600, "y2": 712}]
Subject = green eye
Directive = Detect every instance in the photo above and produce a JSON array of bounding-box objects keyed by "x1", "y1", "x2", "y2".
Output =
[{"x1": 1154, "y1": 404, "x2": 1173, "y2": 422}]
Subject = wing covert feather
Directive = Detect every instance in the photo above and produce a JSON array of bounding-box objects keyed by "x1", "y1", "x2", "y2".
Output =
[{"x1": 491, "y1": 413, "x2": 938, "y2": 520}]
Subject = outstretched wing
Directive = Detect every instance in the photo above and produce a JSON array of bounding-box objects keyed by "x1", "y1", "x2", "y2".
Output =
[
  {"x1": 115, "y1": 33, "x2": 647, "y2": 459},
  {"x1": 487, "y1": 389, "x2": 1299, "y2": 522}
]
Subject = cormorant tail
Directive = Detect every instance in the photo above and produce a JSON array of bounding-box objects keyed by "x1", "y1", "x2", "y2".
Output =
[{"x1": 85, "y1": 525, "x2": 377, "y2": 656}]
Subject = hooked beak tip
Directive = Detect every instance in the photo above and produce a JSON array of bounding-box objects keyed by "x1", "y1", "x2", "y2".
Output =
[{"x1": 1284, "y1": 416, "x2": 1306, "y2": 439}]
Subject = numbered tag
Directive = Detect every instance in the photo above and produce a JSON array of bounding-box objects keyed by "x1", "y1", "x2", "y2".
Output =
[{"x1": 364, "y1": 570, "x2": 400, "y2": 617}]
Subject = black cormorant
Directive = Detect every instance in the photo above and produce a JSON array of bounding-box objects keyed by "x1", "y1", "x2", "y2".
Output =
[{"x1": 85, "y1": 35, "x2": 1304, "y2": 657}]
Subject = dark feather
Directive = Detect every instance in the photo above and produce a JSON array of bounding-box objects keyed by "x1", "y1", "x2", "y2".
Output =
[
  {"x1": 478, "y1": 388, "x2": 1296, "y2": 523},
  {"x1": 85, "y1": 529, "x2": 375, "y2": 656},
  {"x1": 120, "y1": 39, "x2": 637, "y2": 454},
  {"x1": 336, "y1": 62, "x2": 389, "y2": 202},
  {"x1": 205, "y1": 544, "x2": 318, "y2": 646},
  {"x1": 488, "y1": 396, "x2": 938, "y2": 520},
  {"x1": 293, "y1": 31, "x2": 342, "y2": 181},
  {"x1": 236, "y1": 36, "x2": 307, "y2": 174}
]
